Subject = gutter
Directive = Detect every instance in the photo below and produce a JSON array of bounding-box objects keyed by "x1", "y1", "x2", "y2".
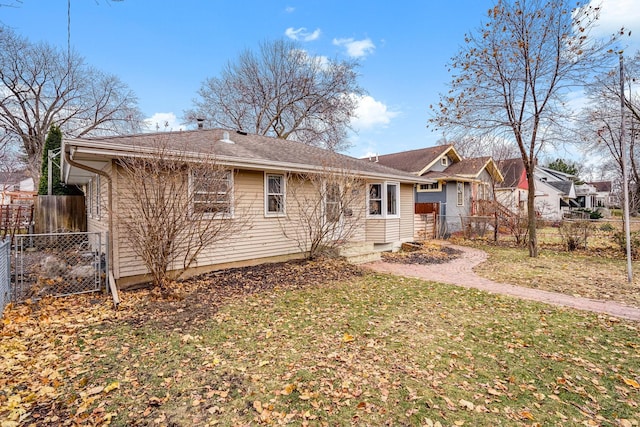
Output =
[
  {"x1": 69, "y1": 143, "x2": 436, "y2": 185},
  {"x1": 63, "y1": 148, "x2": 120, "y2": 308}
]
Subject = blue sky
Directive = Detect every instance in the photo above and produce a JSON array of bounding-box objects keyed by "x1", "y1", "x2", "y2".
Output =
[{"x1": 2, "y1": 0, "x2": 639, "y2": 159}]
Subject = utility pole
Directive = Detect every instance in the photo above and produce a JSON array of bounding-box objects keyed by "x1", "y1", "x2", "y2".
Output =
[{"x1": 619, "y1": 54, "x2": 633, "y2": 283}]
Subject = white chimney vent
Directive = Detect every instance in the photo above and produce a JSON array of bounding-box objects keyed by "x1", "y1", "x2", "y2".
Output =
[{"x1": 220, "y1": 131, "x2": 234, "y2": 144}]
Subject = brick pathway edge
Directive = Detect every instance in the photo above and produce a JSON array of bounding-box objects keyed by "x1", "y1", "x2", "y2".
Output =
[{"x1": 363, "y1": 244, "x2": 640, "y2": 322}]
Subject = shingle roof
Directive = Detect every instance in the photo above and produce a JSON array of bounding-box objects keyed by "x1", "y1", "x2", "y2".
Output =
[
  {"x1": 547, "y1": 180, "x2": 573, "y2": 195},
  {"x1": 375, "y1": 145, "x2": 457, "y2": 174},
  {"x1": 589, "y1": 181, "x2": 612, "y2": 193},
  {"x1": 67, "y1": 129, "x2": 429, "y2": 183},
  {"x1": 444, "y1": 157, "x2": 491, "y2": 177},
  {"x1": 497, "y1": 158, "x2": 526, "y2": 188}
]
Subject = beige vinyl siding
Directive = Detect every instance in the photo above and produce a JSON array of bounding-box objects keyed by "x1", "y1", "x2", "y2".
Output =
[
  {"x1": 399, "y1": 183, "x2": 414, "y2": 240},
  {"x1": 114, "y1": 169, "x2": 368, "y2": 280},
  {"x1": 365, "y1": 182, "x2": 413, "y2": 244}
]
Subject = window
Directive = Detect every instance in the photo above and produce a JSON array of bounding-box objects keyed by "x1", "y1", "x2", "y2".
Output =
[
  {"x1": 94, "y1": 176, "x2": 101, "y2": 217},
  {"x1": 191, "y1": 169, "x2": 232, "y2": 217},
  {"x1": 417, "y1": 182, "x2": 441, "y2": 192},
  {"x1": 457, "y1": 182, "x2": 464, "y2": 206},
  {"x1": 87, "y1": 176, "x2": 101, "y2": 219},
  {"x1": 387, "y1": 183, "x2": 398, "y2": 215},
  {"x1": 265, "y1": 173, "x2": 285, "y2": 215},
  {"x1": 368, "y1": 182, "x2": 399, "y2": 218},
  {"x1": 368, "y1": 183, "x2": 382, "y2": 215},
  {"x1": 325, "y1": 183, "x2": 341, "y2": 223},
  {"x1": 441, "y1": 157, "x2": 448, "y2": 166}
]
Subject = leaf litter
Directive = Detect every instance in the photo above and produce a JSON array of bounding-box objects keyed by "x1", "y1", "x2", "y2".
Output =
[{"x1": 0, "y1": 255, "x2": 638, "y2": 426}]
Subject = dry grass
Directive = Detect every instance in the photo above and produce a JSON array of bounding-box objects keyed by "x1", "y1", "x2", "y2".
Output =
[{"x1": 467, "y1": 225, "x2": 640, "y2": 308}]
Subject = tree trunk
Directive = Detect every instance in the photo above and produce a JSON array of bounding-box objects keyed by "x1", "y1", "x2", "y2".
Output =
[{"x1": 526, "y1": 169, "x2": 538, "y2": 257}]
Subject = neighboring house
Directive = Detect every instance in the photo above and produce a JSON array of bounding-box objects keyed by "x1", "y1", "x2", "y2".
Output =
[
  {"x1": 61, "y1": 129, "x2": 434, "y2": 289},
  {"x1": 535, "y1": 179, "x2": 576, "y2": 219},
  {"x1": 495, "y1": 158, "x2": 528, "y2": 213},
  {"x1": 375, "y1": 145, "x2": 503, "y2": 233},
  {"x1": 0, "y1": 170, "x2": 36, "y2": 205},
  {"x1": 496, "y1": 159, "x2": 594, "y2": 220},
  {"x1": 588, "y1": 181, "x2": 617, "y2": 208}
]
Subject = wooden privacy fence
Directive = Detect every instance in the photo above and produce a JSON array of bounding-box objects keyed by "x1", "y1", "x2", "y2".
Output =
[
  {"x1": 414, "y1": 202, "x2": 440, "y2": 239},
  {"x1": 0, "y1": 204, "x2": 34, "y2": 241},
  {"x1": 34, "y1": 196, "x2": 86, "y2": 234}
]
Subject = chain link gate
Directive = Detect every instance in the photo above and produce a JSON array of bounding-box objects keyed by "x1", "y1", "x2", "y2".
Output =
[
  {"x1": 0, "y1": 239, "x2": 10, "y2": 315},
  {"x1": 12, "y1": 232, "x2": 106, "y2": 303}
]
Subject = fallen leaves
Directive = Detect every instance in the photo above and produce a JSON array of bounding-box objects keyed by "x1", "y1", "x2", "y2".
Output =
[{"x1": 1, "y1": 258, "x2": 639, "y2": 425}]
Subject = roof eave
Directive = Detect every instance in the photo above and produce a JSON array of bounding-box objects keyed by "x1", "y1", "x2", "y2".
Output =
[{"x1": 64, "y1": 139, "x2": 434, "y2": 185}]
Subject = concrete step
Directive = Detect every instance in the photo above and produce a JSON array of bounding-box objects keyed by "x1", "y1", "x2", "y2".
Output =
[
  {"x1": 345, "y1": 251, "x2": 381, "y2": 264},
  {"x1": 337, "y1": 242, "x2": 381, "y2": 264},
  {"x1": 338, "y1": 242, "x2": 376, "y2": 257}
]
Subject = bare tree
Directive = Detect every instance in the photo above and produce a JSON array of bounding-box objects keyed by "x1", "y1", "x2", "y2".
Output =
[
  {"x1": 186, "y1": 39, "x2": 364, "y2": 152},
  {"x1": 582, "y1": 52, "x2": 640, "y2": 212},
  {"x1": 281, "y1": 167, "x2": 365, "y2": 259},
  {"x1": 115, "y1": 140, "x2": 248, "y2": 295},
  {"x1": 0, "y1": 25, "x2": 144, "y2": 181},
  {"x1": 430, "y1": 0, "x2": 622, "y2": 257}
]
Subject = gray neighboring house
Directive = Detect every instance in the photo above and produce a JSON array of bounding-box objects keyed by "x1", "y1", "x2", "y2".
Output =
[{"x1": 375, "y1": 145, "x2": 503, "y2": 233}]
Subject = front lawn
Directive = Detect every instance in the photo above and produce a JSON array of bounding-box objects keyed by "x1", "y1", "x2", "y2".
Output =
[
  {"x1": 467, "y1": 234, "x2": 640, "y2": 308},
  {"x1": 1, "y1": 260, "x2": 638, "y2": 426}
]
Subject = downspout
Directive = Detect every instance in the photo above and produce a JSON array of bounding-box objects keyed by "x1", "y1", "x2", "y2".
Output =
[{"x1": 63, "y1": 149, "x2": 120, "y2": 308}]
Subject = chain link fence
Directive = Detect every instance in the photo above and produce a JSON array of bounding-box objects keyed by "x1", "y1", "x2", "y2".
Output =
[
  {"x1": 0, "y1": 239, "x2": 10, "y2": 316},
  {"x1": 11, "y1": 232, "x2": 106, "y2": 303}
]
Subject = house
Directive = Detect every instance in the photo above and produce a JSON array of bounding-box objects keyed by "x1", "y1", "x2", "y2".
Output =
[
  {"x1": 0, "y1": 170, "x2": 36, "y2": 205},
  {"x1": 61, "y1": 128, "x2": 434, "y2": 288},
  {"x1": 495, "y1": 158, "x2": 528, "y2": 213},
  {"x1": 375, "y1": 145, "x2": 503, "y2": 233},
  {"x1": 495, "y1": 159, "x2": 592, "y2": 220},
  {"x1": 588, "y1": 181, "x2": 617, "y2": 208}
]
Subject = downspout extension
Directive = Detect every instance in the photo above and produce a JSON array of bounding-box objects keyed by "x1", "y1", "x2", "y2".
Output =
[{"x1": 63, "y1": 150, "x2": 120, "y2": 308}]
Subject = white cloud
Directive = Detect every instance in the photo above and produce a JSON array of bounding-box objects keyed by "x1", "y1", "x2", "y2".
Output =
[
  {"x1": 350, "y1": 95, "x2": 399, "y2": 130},
  {"x1": 284, "y1": 6, "x2": 295, "y2": 13},
  {"x1": 333, "y1": 37, "x2": 375, "y2": 58},
  {"x1": 588, "y1": 0, "x2": 640, "y2": 50},
  {"x1": 144, "y1": 112, "x2": 182, "y2": 132},
  {"x1": 285, "y1": 27, "x2": 321, "y2": 42}
]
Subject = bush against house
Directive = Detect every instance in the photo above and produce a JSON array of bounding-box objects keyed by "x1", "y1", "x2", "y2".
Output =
[
  {"x1": 282, "y1": 168, "x2": 365, "y2": 259},
  {"x1": 115, "y1": 139, "x2": 248, "y2": 294}
]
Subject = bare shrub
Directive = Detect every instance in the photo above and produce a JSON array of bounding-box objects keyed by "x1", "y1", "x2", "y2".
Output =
[
  {"x1": 558, "y1": 220, "x2": 594, "y2": 251},
  {"x1": 115, "y1": 139, "x2": 248, "y2": 295},
  {"x1": 281, "y1": 168, "x2": 365, "y2": 259}
]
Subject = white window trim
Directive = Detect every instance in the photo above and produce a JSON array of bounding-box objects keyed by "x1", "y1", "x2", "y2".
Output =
[
  {"x1": 87, "y1": 176, "x2": 101, "y2": 219},
  {"x1": 367, "y1": 181, "x2": 400, "y2": 219},
  {"x1": 95, "y1": 175, "x2": 101, "y2": 218},
  {"x1": 417, "y1": 181, "x2": 442, "y2": 192},
  {"x1": 441, "y1": 157, "x2": 448, "y2": 166},
  {"x1": 190, "y1": 169, "x2": 234, "y2": 219},
  {"x1": 324, "y1": 182, "x2": 341, "y2": 224},
  {"x1": 264, "y1": 173, "x2": 286, "y2": 217},
  {"x1": 457, "y1": 181, "x2": 464, "y2": 206}
]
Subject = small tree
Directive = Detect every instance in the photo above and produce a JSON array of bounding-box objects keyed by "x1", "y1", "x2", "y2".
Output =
[
  {"x1": 37, "y1": 125, "x2": 82, "y2": 195},
  {"x1": 115, "y1": 140, "x2": 248, "y2": 295},
  {"x1": 281, "y1": 168, "x2": 365, "y2": 259}
]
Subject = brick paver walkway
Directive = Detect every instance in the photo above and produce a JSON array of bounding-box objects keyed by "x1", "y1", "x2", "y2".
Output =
[{"x1": 363, "y1": 244, "x2": 640, "y2": 322}]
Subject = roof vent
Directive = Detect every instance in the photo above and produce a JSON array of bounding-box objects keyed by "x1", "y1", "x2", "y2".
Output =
[
  {"x1": 220, "y1": 131, "x2": 234, "y2": 144},
  {"x1": 236, "y1": 130, "x2": 247, "y2": 136},
  {"x1": 196, "y1": 118, "x2": 204, "y2": 129}
]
